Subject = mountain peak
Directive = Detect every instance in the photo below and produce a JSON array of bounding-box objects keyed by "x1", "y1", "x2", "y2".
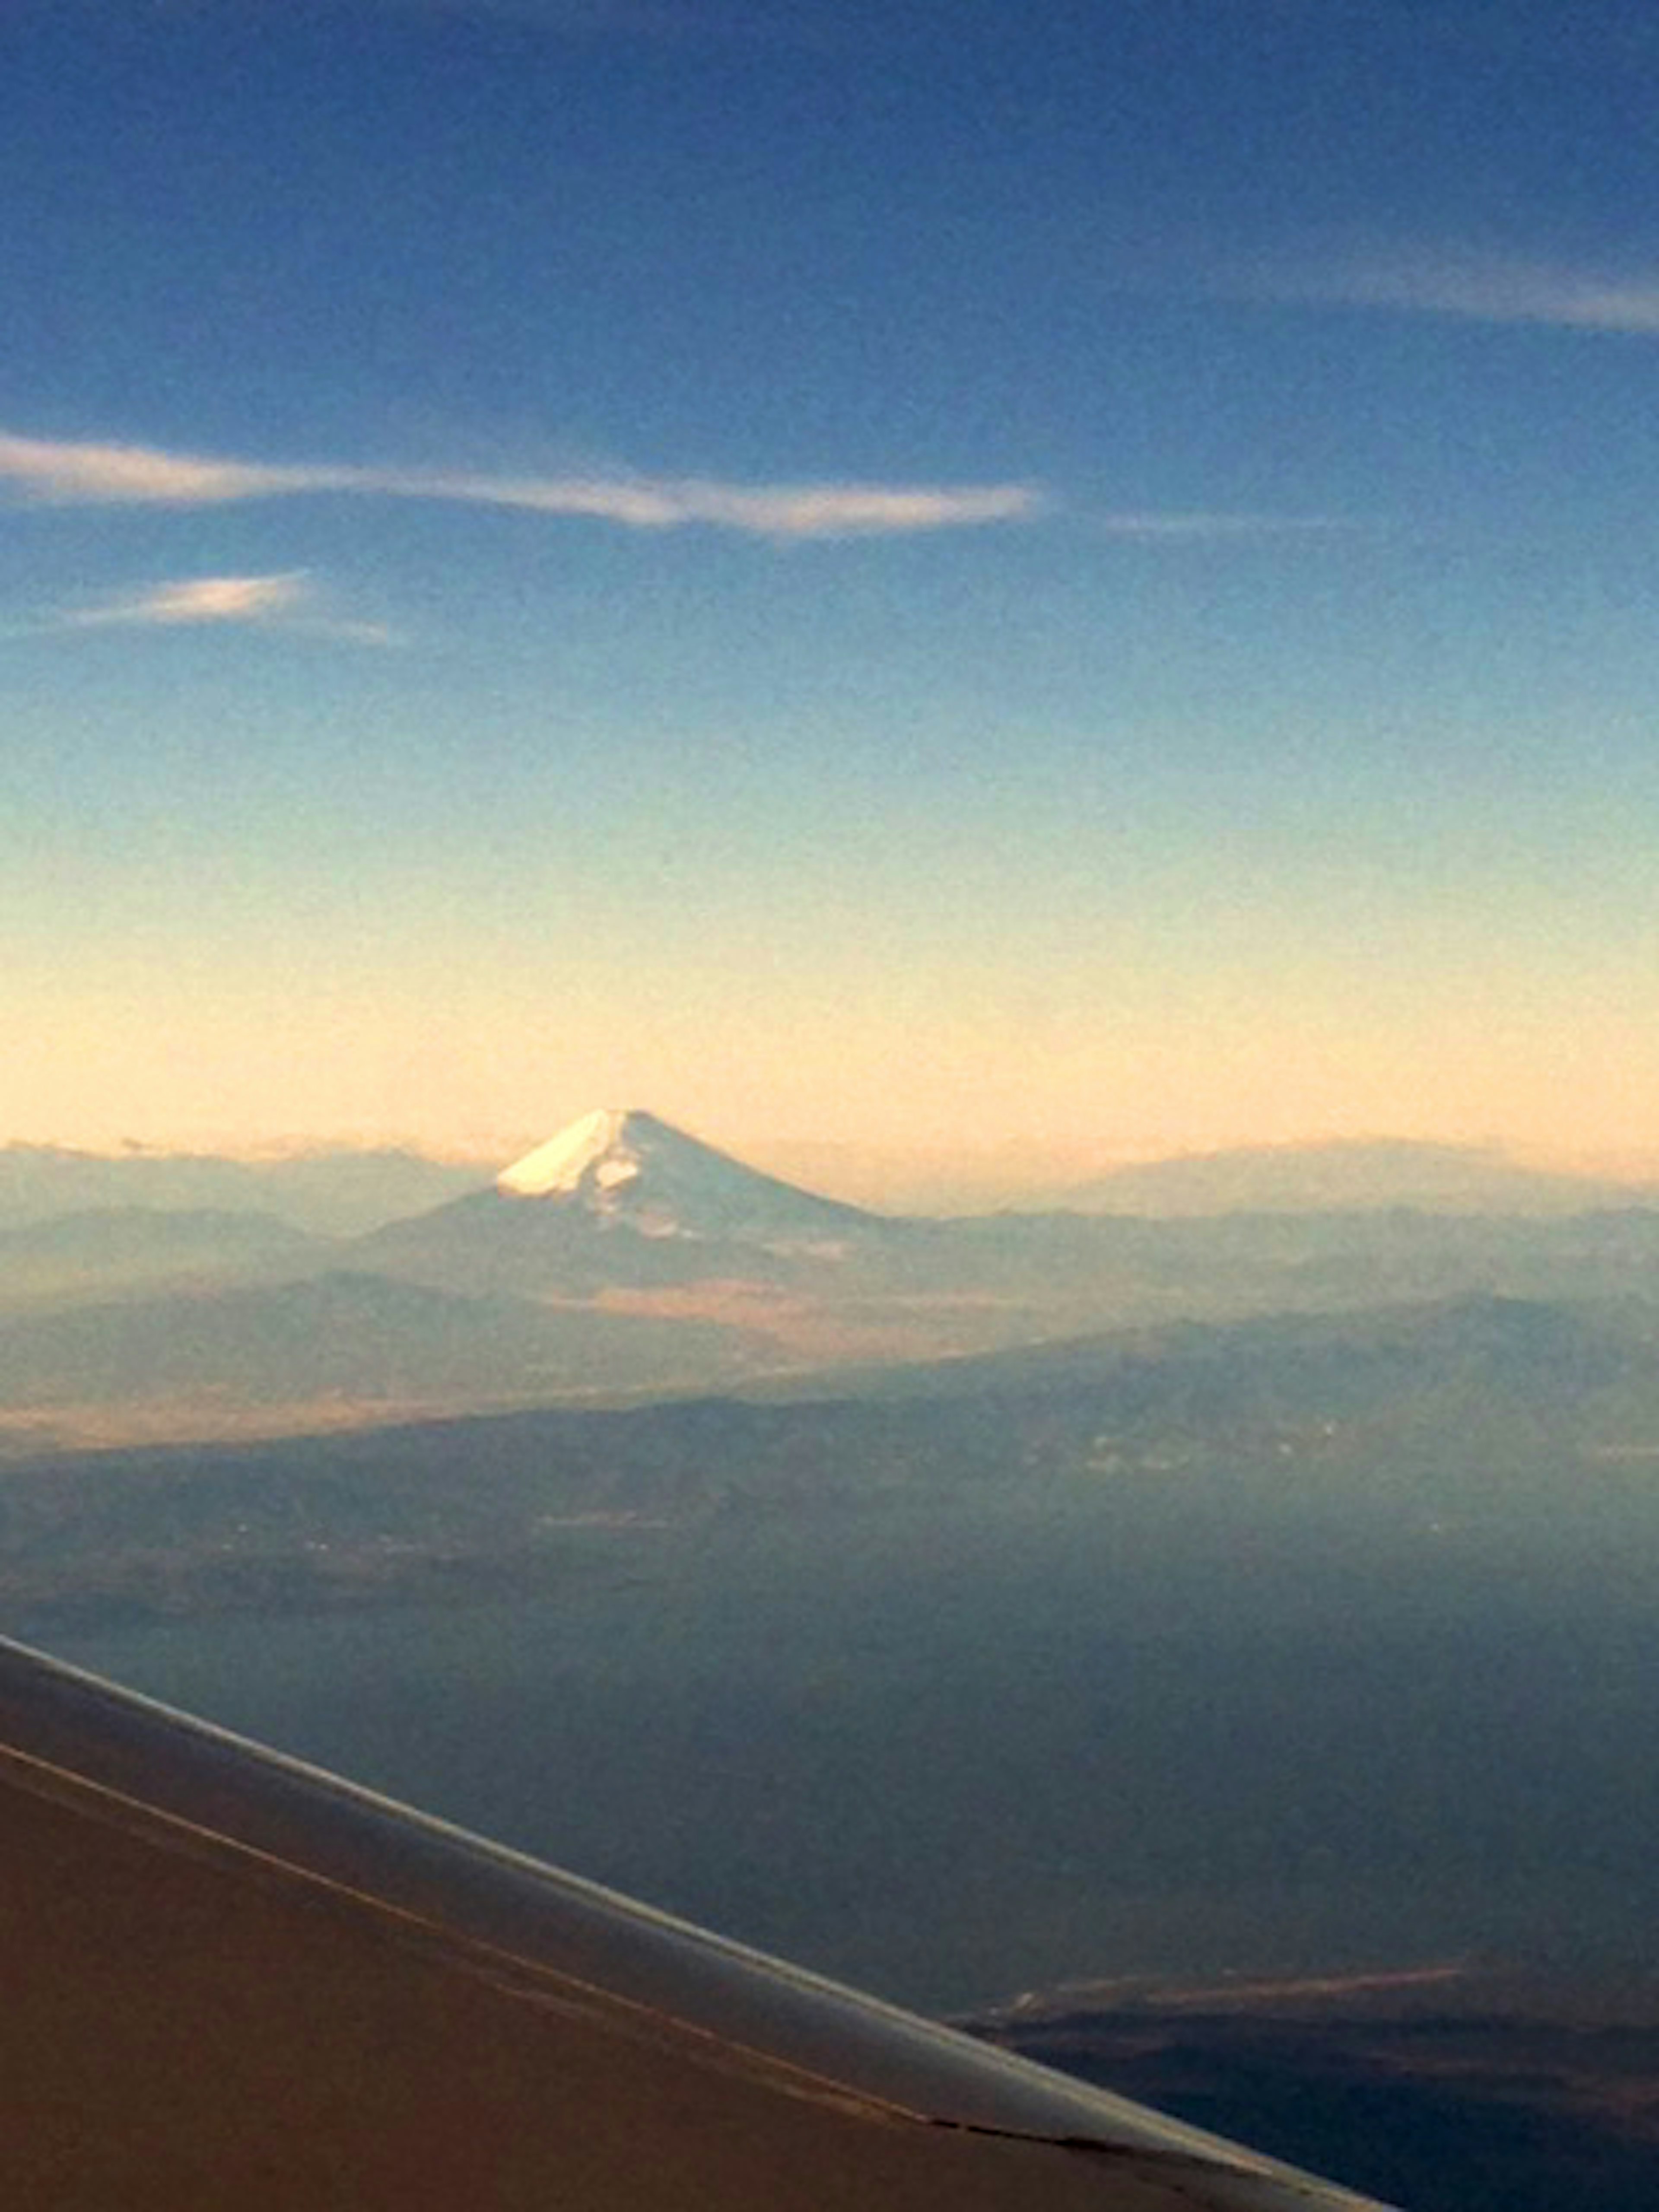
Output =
[
  {"x1": 496, "y1": 1108, "x2": 662, "y2": 1199},
  {"x1": 489, "y1": 1107, "x2": 881, "y2": 1246}
]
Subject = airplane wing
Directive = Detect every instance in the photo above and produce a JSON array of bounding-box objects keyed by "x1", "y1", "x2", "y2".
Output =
[{"x1": 0, "y1": 1634, "x2": 1396, "y2": 2210}]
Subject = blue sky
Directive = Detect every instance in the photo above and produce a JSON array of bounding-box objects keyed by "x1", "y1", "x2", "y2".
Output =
[{"x1": 8, "y1": 0, "x2": 1659, "y2": 1171}]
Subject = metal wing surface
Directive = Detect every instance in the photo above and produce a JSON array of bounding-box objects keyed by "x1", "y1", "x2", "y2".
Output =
[{"x1": 0, "y1": 1635, "x2": 1396, "y2": 2211}]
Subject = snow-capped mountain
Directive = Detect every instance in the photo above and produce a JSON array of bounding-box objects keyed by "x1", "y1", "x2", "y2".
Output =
[
  {"x1": 355, "y1": 1109, "x2": 890, "y2": 1296},
  {"x1": 493, "y1": 1108, "x2": 877, "y2": 1243}
]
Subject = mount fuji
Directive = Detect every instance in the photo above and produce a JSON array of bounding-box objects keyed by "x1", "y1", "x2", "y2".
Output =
[
  {"x1": 355, "y1": 1109, "x2": 893, "y2": 1296},
  {"x1": 494, "y1": 1109, "x2": 877, "y2": 1241}
]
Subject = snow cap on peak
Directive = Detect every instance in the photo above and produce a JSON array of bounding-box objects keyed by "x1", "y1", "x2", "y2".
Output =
[{"x1": 496, "y1": 1107, "x2": 661, "y2": 1198}]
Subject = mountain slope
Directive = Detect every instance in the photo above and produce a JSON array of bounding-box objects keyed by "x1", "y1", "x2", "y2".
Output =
[
  {"x1": 358, "y1": 1108, "x2": 894, "y2": 1296},
  {"x1": 0, "y1": 1271, "x2": 756, "y2": 1414},
  {"x1": 0, "y1": 1207, "x2": 318, "y2": 1313}
]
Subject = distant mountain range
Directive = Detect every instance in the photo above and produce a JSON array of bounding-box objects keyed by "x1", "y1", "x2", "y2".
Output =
[
  {"x1": 1058, "y1": 1139, "x2": 1654, "y2": 1217},
  {"x1": 0, "y1": 1112, "x2": 895, "y2": 1438},
  {"x1": 0, "y1": 1144, "x2": 485, "y2": 1236},
  {"x1": 4, "y1": 1113, "x2": 1659, "y2": 1447},
  {"x1": 6, "y1": 1127, "x2": 1650, "y2": 1237}
]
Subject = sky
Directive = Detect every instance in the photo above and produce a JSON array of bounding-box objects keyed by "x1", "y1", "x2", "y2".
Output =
[{"x1": 7, "y1": 0, "x2": 1659, "y2": 1176}]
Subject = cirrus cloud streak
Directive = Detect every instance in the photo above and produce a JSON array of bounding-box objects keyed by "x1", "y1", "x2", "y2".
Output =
[
  {"x1": 1255, "y1": 247, "x2": 1659, "y2": 334},
  {"x1": 0, "y1": 429, "x2": 1042, "y2": 540},
  {"x1": 65, "y1": 573, "x2": 311, "y2": 628},
  {"x1": 51, "y1": 572, "x2": 397, "y2": 646},
  {"x1": 1081, "y1": 510, "x2": 1351, "y2": 540}
]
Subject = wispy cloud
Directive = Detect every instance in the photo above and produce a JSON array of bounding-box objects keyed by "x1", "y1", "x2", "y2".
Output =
[
  {"x1": 47, "y1": 572, "x2": 397, "y2": 646},
  {"x1": 1083, "y1": 511, "x2": 1351, "y2": 541},
  {"x1": 1256, "y1": 247, "x2": 1659, "y2": 334},
  {"x1": 65, "y1": 573, "x2": 310, "y2": 628},
  {"x1": 0, "y1": 429, "x2": 1042, "y2": 540},
  {"x1": 0, "y1": 433, "x2": 294, "y2": 505}
]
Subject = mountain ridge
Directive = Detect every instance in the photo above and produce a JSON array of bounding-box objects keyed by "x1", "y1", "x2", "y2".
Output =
[{"x1": 1057, "y1": 1138, "x2": 1656, "y2": 1218}]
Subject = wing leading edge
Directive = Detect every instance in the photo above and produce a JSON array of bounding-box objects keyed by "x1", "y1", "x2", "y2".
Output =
[{"x1": 0, "y1": 1634, "x2": 1396, "y2": 2210}]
